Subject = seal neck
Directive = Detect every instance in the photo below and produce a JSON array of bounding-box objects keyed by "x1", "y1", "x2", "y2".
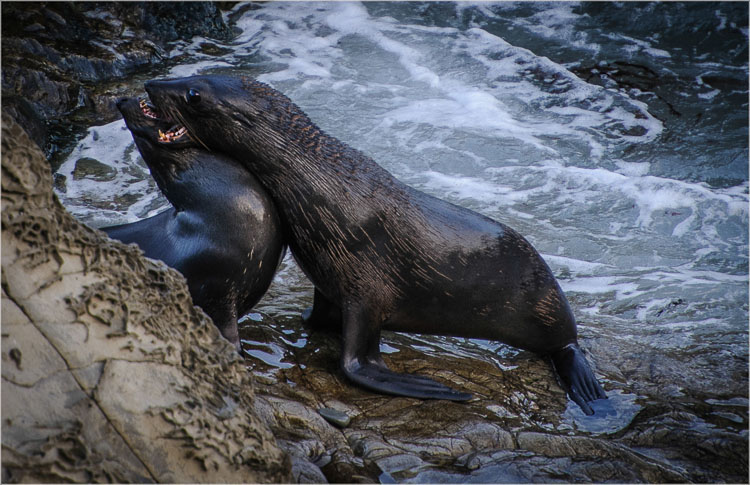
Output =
[
  {"x1": 144, "y1": 147, "x2": 255, "y2": 221},
  {"x1": 241, "y1": 104, "x2": 407, "y2": 207}
]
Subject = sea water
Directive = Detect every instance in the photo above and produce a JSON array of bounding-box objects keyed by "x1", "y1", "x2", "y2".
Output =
[{"x1": 55, "y1": 0, "x2": 747, "y2": 449}]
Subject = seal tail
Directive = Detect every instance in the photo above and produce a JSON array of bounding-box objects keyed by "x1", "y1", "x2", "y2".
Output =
[{"x1": 550, "y1": 343, "x2": 607, "y2": 415}]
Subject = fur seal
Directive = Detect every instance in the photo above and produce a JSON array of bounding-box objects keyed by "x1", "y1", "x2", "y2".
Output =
[
  {"x1": 102, "y1": 97, "x2": 285, "y2": 350},
  {"x1": 144, "y1": 75, "x2": 607, "y2": 414}
]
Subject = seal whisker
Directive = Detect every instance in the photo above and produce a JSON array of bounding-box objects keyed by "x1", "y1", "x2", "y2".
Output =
[{"x1": 172, "y1": 107, "x2": 210, "y2": 150}]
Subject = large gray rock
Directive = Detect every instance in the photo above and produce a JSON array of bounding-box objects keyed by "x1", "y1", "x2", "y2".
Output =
[{"x1": 1, "y1": 113, "x2": 291, "y2": 483}]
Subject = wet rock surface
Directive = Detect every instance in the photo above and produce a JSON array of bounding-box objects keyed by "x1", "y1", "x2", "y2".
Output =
[
  {"x1": 1, "y1": 114, "x2": 290, "y2": 483},
  {"x1": 1, "y1": 2, "x2": 232, "y2": 160},
  {"x1": 240, "y1": 264, "x2": 748, "y2": 483}
]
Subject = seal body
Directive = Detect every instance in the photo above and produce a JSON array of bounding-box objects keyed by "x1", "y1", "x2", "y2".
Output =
[
  {"x1": 144, "y1": 76, "x2": 606, "y2": 414},
  {"x1": 102, "y1": 97, "x2": 285, "y2": 350}
]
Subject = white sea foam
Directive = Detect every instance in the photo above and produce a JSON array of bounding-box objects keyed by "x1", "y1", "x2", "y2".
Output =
[
  {"x1": 561, "y1": 276, "x2": 640, "y2": 299},
  {"x1": 615, "y1": 161, "x2": 651, "y2": 177},
  {"x1": 543, "y1": 254, "x2": 613, "y2": 274},
  {"x1": 56, "y1": 120, "x2": 167, "y2": 226},
  {"x1": 697, "y1": 89, "x2": 721, "y2": 100},
  {"x1": 422, "y1": 163, "x2": 747, "y2": 243},
  {"x1": 169, "y1": 59, "x2": 234, "y2": 77},
  {"x1": 228, "y1": 1, "x2": 662, "y2": 166},
  {"x1": 459, "y1": 2, "x2": 601, "y2": 54},
  {"x1": 604, "y1": 32, "x2": 672, "y2": 59}
]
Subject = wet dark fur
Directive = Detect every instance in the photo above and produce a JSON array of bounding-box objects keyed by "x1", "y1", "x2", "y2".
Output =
[
  {"x1": 145, "y1": 75, "x2": 606, "y2": 414},
  {"x1": 102, "y1": 97, "x2": 285, "y2": 350}
]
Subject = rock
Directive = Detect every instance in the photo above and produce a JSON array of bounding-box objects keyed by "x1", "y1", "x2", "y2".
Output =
[
  {"x1": 238, "y1": 290, "x2": 748, "y2": 482},
  {"x1": 72, "y1": 156, "x2": 117, "y2": 181},
  {"x1": 118, "y1": 2, "x2": 234, "y2": 43},
  {"x1": 1, "y1": 113, "x2": 292, "y2": 483},
  {"x1": 0, "y1": 95, "x2": 48, "y2": 150},
  {"x1": 319, "y1": 408, "x2": 351, "y2": 428},
  {"x1": 1, "y1": 2, "x2": 234, "y2": 159}
]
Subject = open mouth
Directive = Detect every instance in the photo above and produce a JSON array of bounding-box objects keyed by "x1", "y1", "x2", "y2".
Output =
[{"x1": 139, "y1": 98, "x2": 187, "y2": 144}]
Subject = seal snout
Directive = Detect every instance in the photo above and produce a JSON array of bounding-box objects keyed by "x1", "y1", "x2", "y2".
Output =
[
  {"x1": 142, "y1": 80, "x2": 192, "y2": 145},
  {"x1": 115, "y1": 97, "x2": 151, "y2": 120},
  {"x1": 115, "y1": 97, "x2": 142, "y2": 121},
  {"x1": 144, "y1": 78, "x2": 179, "y2": 107}
]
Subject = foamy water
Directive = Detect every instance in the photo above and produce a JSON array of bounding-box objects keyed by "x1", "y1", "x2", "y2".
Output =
[{"x1": 55, "y1": 1, "x2": 747, "y2": 441}]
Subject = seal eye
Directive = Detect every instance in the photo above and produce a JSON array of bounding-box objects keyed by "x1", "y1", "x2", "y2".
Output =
[{"x1": 186, "y1": 88, "x2": 201, "y2": 106}]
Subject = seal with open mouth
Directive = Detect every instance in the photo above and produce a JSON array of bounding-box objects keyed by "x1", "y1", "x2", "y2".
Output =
[
  {"x1": 143, "y1": 75, "x2": 607, "y2": 414},
  {"x1": 102, "y1": 97, "x2": 286, "y2": 350}
]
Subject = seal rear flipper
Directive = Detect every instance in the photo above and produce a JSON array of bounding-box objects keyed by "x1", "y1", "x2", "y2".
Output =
[
  {"x1": 342, "y1": 361, "x2": 472, "y2": 401},
  {"x1": 550, "y1": 343, "x2": 607, "y2": 416}
]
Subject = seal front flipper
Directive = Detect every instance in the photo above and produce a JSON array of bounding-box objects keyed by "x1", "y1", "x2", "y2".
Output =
[
  {"x1": 302, "y1": 288, "x2": 342, "y2": 331},
  {"x1": 340, "y1": 305, "x2": 472, "y2": 401},
  {"x1": 189, "y1": 284, "x2": 241, "y2": 352},
  {"x1": 213, "y1": 306, "x2": 241, "y2": 353},
  {"x1": 550, "y1": 343, "x2": 607, "y2": 415}
]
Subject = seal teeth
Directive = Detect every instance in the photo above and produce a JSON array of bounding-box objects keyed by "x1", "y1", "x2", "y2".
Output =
[
  {"x1": 140, "y1": 98, "x2": 160, "y2": 119},
  {"x1": 158, "y1": 126, "x2": 187, "y2": 143}
]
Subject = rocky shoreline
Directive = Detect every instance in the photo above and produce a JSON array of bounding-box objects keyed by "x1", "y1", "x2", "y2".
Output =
[
  {"x1": 2, "y1": 3, "x2": 746, "y2": 483},
  {"x1": 4, "y1": 111, "x2": 746, "y2": 482},
  {"x1": 2, "y1": 2, "x2": 233, "y2": 161}
]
